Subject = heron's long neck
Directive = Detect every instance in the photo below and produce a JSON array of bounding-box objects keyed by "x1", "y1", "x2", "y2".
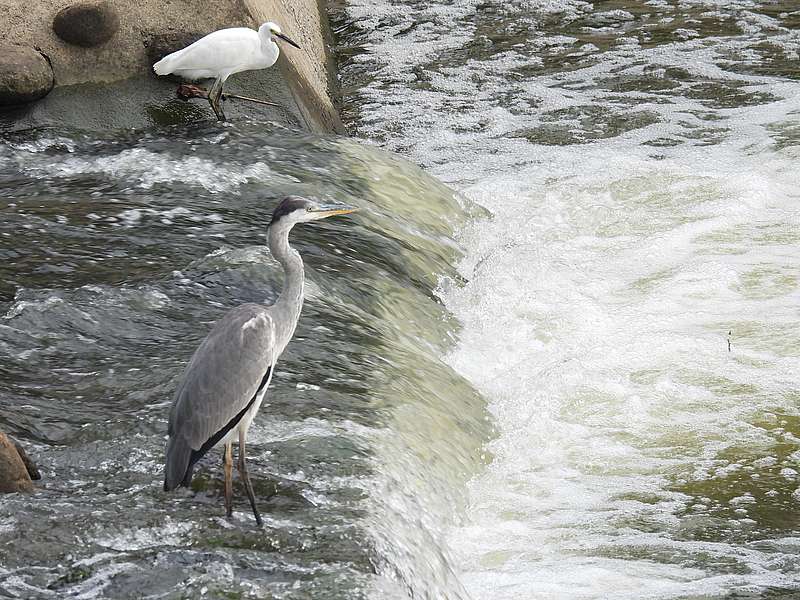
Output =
[{"x1": 268, "y1": 222, "x2": 304, "y2": 355}]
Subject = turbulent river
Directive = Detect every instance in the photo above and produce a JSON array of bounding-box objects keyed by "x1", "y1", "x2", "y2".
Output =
[{"x1": 2, "y1": 0, "x2": 800, "y2": 599}]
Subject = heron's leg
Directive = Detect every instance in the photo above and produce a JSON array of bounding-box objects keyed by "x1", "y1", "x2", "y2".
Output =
[
  {"x1": 223, "y1": 442, "x2": 233, "y2": 518},
  {"x1": 238, "y1": 429, "x2": 263, "y2": 526},
  {"x1": 208, "y1": 77, "x2": 226, "y2": 121}
]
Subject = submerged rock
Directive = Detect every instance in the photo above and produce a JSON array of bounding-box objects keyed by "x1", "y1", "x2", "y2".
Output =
[
  {"x1": 0, "y1": 432, "x2": 33, "y2": 493},
  {"x1": 0, "y1": 46, "x2": 54, "y2": 106},
  {"x1": 52, "y1": 1, "x2": 120, "y2": 48}
]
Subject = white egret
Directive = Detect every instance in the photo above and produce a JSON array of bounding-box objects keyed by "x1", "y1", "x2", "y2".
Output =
[{"x1": 153, "y1": 22, "x2": 301, "y2": 121}]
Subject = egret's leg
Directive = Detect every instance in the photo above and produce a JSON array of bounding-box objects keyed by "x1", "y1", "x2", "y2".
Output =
[
  {"x1": 208, "y1": 77, "x2": 226, "y2": 121},
  {"x1": 238, "y1": 430, "x2": 263, "y2": 526},
  {"x1": 223, "y1": 442, "x2": 233, "y2": 518}
]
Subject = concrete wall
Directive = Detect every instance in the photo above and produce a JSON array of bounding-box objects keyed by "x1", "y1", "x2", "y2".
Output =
[
  {"x1": 245, "y1": 0, "x2": 340, "y2": 132},
  {"x1": 0, "y1": 0, "x2": 341, "y2": 132}
]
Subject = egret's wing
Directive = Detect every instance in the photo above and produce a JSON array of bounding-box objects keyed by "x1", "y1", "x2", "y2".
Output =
[
  {"x1": 158, "y1": 28, "x2": 261, "y2": 75},
  {"x1": 164, "y1": 303, "x2": 275, "y2": 489}
]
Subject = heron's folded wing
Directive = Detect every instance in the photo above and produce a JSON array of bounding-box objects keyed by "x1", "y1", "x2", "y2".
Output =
[{"x1": 169, "y1": 304, "x2": 276, "y2": 452}]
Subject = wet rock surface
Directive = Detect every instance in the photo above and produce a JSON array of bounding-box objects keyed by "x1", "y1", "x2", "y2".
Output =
[
  {"x1": 10, "y1": 437, "x2": 41, "y2": 481},
  {"x1": 0, "y1": 46, "x2": 54, "y2": 106},
  {"x1": 0, "y1": 432, "x2": 33, "y2": 493},
  {"x1": 52, "y1": 1, "x2": 120, "y2": 48}
]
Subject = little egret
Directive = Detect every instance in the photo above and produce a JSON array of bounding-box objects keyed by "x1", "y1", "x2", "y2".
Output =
[
  {"x1": 153, "y1": 22, "x2": 301, "y2": 121},
  {"x1": 163, "y1": 197, "x2": 358, "y2": 525}
]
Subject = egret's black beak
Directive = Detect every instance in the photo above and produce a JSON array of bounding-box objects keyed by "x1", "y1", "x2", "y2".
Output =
[{"x1": 275, "y1": 32, "x2": 301, "y2": 50}]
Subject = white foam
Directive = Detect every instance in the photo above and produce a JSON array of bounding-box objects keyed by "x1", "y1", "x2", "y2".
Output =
[
  {"x1": 439, "y1": 139, "x2": 800, "y2": 596},
  {"x1": 341, "y1": 0, "x2": 800, "y2": 596},
  {"x1": 116, "y1": 206, "x2": 217, "y2": 228},
  {"x1": 95, "y1": 518, "x2": 193, "y2": 551},
  {"x1": 12, "y1": 147, "x2": 280, "y2": 193}
]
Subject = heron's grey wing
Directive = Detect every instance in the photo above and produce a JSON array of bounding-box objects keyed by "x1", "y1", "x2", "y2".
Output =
[{"x1": 164, "y1": 304, "x2": 275, "y2": 489}]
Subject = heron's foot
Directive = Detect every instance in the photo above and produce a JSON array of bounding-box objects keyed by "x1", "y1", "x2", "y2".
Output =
[
  {"x1": 240, "y1": 473, "x2": 263, "y2": 526},
  {"x1": 238, "y1": 465, "x2": 263, "y2": 526},
  {"x1": 223, "y1": 443, "x2": 234, "y2": 518},
  {"x1": 237, "y1": 434, "x2": 262, "y2": 526},
  {"x1": 251, "y1": 503, "x2": 263, "y2": 527}
]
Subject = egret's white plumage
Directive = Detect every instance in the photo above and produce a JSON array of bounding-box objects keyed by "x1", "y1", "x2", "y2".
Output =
[
  {"x1": 154, "y1": 25, "x2": 278, "y2": 81},
  {"x1": 153, "y1": 22, "x2": 300, "y2": 120}
]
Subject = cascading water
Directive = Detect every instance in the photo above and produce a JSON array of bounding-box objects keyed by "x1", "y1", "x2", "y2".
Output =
[
  {"x1": 2, "y1": 0, "x2": 799, "y2": 598},
  {"x1": 0, "y1": 126, "x2": 488, "y2": 598},
  {"x1": 334, "y1": 0, "x2": 800, "y2": 597}
]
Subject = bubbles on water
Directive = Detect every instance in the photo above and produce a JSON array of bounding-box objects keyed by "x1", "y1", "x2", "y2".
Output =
[
  {"x1": 114, "y1": 206, "x2": 224, "y2": 228},
  {"x1": 95, "y1": 519, "x2": 194, "y2": 552},
  {"x1": 0, "y1": 516, "x2": 15, "y2": 535},
  {"x1": 9, "y1": 146, "x2": 283, "y2": 193},
  {"x1": 5, "y1": 136, "x2": 78, "y2": 154},
  {"x1": 4, "y1": 295, "x2": 66, "y2": 319}
]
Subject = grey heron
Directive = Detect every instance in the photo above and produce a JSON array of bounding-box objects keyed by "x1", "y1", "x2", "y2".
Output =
[
  {"x1": 164, "y1": 196, "x2": 357, "y2": 525},
  {"x1": 153, "y1": 22, "x2": 301, "y2": 121}
]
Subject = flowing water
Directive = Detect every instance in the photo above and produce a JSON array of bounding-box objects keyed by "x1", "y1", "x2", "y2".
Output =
[
  {"x1": 1, "y1": 0, "x2": 799, "y2": 599},
  {"x1": 332, "y1": 0, "x2": 800, "y2": 598},
  {"x1": 0, "y1": 126, "x2": 489, "y2": 598}
]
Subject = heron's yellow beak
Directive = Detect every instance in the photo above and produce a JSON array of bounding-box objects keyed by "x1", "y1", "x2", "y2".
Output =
[{"x1": 309, "y1": 204, "x2": 359, "y2": 219}]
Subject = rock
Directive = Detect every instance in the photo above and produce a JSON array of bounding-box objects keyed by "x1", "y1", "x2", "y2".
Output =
[
  {"x1": 2, "y1": 0, "x2": 342, "y2": 133},
  {"x1": 0, "y1": 432, "x2": 33, "y2": 493},
  {"x1": 10, "y1": 437, "x2": 41, "y2": 480},
  {"x1": 52, "y1": 1, "x2": 120, "y2": 48},
  {"x1": 0, "y1": 46, "x2": 55, "y2": 107}
]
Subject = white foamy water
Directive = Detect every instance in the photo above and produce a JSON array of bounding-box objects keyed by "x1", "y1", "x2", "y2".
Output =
[
  {"x1": 443, "y1": 139, "x2": 800, "y2": 599},
  {"x1": 339, "y1": 0, "x2": 800, "y2": 596},
  {"x1": 9, "y1": 146, "x2": 290, "y2": 193}
]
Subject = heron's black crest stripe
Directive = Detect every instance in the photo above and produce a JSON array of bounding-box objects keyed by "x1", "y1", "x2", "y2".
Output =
[
  {"x1": 270, "y1": 196, "x2": 308, "y2": 225},
  {"x1": 181, "y1": 366, "x2": 272, "y2": 486}
]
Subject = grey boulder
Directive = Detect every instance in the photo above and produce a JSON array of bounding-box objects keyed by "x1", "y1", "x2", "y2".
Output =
[
  {"x1": 53, "y1": 1, "x2": 120, "y2": 48},
  {"x1": 0, "y1": 46, "x2": 54, "y2": 106}
]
